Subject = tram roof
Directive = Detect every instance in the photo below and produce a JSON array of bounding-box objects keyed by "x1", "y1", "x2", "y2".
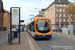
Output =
[{"x1": 27, "y1": 17, "x2": 51, "y2": 26}]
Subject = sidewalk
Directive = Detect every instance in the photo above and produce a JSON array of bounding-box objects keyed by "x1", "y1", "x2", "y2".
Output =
[
  {"x1": 0, "y1": 31, "x2": 10, "y2": 45},
  {"x1": 0, "y1": 31, "x2": 9, "y2": 36},
  {"x1": 52, "y1": 32, "x2": 75, "y2": 39},
  {"x1": 0, "y1": 31, "x2": 41, "y2": 50}
]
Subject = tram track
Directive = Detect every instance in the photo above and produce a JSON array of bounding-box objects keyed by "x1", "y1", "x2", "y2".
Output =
[{"x1": 35, "y1": 34, "x2": 75, "y2": 50}]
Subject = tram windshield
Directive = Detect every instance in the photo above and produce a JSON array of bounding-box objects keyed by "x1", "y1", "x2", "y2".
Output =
[{"x1": 36, "y1": 20, "x2": 51, "y2": 33}]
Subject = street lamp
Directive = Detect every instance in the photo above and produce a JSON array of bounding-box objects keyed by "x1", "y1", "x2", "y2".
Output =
[{"x1": 59, "y1": 16, "x2": 61, "y2": 28}]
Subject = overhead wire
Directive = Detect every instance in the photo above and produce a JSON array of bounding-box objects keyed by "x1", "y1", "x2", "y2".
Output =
[
  {"x1": 32, "y1": 0, "x2": 42, "y2": 15},
  {"x1": 36, "y1": 0, "x2": 42, "y2": 9}
]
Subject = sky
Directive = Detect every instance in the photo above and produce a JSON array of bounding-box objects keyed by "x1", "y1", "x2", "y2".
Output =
[{"x1": 2, "y1": 0, "x2": 73, "y2": 25}]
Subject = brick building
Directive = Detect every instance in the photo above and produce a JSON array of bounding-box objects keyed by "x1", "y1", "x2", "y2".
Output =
[
  {"x1": 3, "y1": 10, "x2": 10, "y2": 30},
  {"x1": 44, "y1": 0, "x2": 75, "y2": 29},
  {"x1": 0, "y1": 0, "x2": 5, "y2": 31}
]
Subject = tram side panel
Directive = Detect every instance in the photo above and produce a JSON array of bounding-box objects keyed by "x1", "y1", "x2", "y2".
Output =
[{"x1": 27, "y1": 24, "x2": 35, "y2": 38}]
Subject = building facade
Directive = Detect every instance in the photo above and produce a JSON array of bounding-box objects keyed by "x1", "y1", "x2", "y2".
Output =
[
  {"x1": 44, "y1": 0, "x2": 75, "y2": 29},
  {"x1": 0, "y1": 0, "x2": 5, "y2": 31},
  {"x1": 3, "y1": 10, "x2": 10, "y2": 30}
]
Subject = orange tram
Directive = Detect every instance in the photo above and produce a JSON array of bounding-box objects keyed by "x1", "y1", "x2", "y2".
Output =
[{"x1": 27, "y1": 17, "x2": 52, "y2": 39}]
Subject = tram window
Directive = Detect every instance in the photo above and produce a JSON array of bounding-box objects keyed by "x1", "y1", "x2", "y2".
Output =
[
  {"x1": 31, "y1": 25, "x2": 35, "y2": 32},
  {"x1": 36, "y1": 19, "x2": 51, "y2": 33},
  {"x1": 48, "y1": 20, "x2": 50, "y2": 22},
  {"x1": 29, "y1": 25, "x2": 35, "y2": 32}
]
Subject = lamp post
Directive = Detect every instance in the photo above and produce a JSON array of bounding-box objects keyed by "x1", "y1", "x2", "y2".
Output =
[
  {"x1": 74, "y1": 0, "x2": 75, "y2": 5},
  {"x1": 59, "y1": 16, "x2": 61, "y2": 28}
]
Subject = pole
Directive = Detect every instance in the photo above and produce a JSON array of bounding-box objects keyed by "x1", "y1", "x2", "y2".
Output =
[
  {"x1": 59, "y1": 16, "x2": 61, "y2": 28},
  {"x1": 19, "y1": 8, "x2": 20, "y2": 43},
  {"x1": 74, "y1": 0, "x2": 75, "y2": 5},
  {"x1": 30, "y1": 15, "x2": 31, "y2": 20},
  {"x1": 30, "y1": 15, "x2": 34, "y2": 21},
  {"x1": 30, "y1": 15, "x2": 31, "y2": 22},
  {"x1": 10, "y1": 8, "x2": 12, "y2": 44}
]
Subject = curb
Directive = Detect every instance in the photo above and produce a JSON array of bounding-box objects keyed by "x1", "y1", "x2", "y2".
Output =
[
  {"x1": 26, "y1": 32, "x2": 41, "y2": 50},
  {"x1": 52, "y1": 32, "x2": 75, "y2": 40}
]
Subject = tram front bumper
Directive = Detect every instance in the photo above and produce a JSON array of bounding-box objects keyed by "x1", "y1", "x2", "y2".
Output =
[{"x1": 35, "y1": 35, "x2": 52, "y2": 39}]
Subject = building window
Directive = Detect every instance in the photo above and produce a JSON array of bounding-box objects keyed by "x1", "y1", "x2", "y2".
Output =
[
  {"x1": 56, "y1": 14, "x2": 59, "y2": 17},
  {"x1": 53, "y1": 20, "x2": 54, "y2": 22},
  {"x1": 59, "y1": 9, "x2": 62, "y2": 12},
  {"x1": 53, "y1": 10, "x2": 54, "y2": 12},
  {"x1": 63, "y1": 9, "x2": 65, "y2": 12},
  {"x1": 65, "y1": 14, "x2": 67, "y2": 17},
  {"x1": 60, "y1": 19, "x2": 62, "y2": 22},
  {"x1": 56, "y1": 9, "x2": 59, "y2": 12},
  {"x1": 53, "y1": 15, "x2": 54, "y2": 17},
  {"x1": 62, "y1": 19, "x2": 63, "y2": 22},
  {"x1": 53, "y1": 5, "x2": 55, "y2": 8},
  {"x1": 56, "y1": 4, "x2": 59, "y2": 7},
  {"x1": 59, "y1": 14, "x2": 62, "y2": 17},
  {"x1": 59, "y1": 4, "x2": 62, "y2": 7},
  {"x1": 52, "y1": 20, "x2": 53, "y2": 22},
  {"x1": 63, "y1": 14, "x2": 65, "y2": 17},
  {"x1": 67, "y1": 19, "x2": 68, "y2": 22},
  {"x1": 71, "y1": 19, "x2": 72, "y2": 21},
  {"x1": 62, "y1": 14, "x2": 63, "y2": 17},
  {"x1": 63, "y1": 4, "x2": 66, "y2": 7},
  {"x1": 59, "y1": 0, "x2": 61, "y2": 2},
  {"x1": 71, "y1": 14, "x2": 73, "y2": 17},
  {"x1": 52, "y1": 6, "x2": 53, "y2": 8},
  {"x1": 61, "y1": 4, "x2": 63, "y2": 7},
  {"x1": 56, "y1": 19, "x2": 59, "y2": 22},
  {"x1": 56, "y1": 4, "x2": 67, "y2": 7},
  {"x1": 66, "y1": 19, "x2": 67, "y2": 22},
  {"x1": 73, "y1": 19, "x2": 74, "y2": 22},
  {"x1": 56, "y1": 9, "x2": 63, "y2": 12},
  {"x1": 64, "y1": 19, "x2": 65, "y2": 22}
]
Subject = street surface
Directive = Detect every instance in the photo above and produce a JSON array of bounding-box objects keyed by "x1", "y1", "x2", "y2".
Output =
[
  {"x1": 35, "y1": 34, "x2": 75, "y2": 50},
  {"x1": 0, "y1": 31, "x2": 9, "y2": 46}
]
